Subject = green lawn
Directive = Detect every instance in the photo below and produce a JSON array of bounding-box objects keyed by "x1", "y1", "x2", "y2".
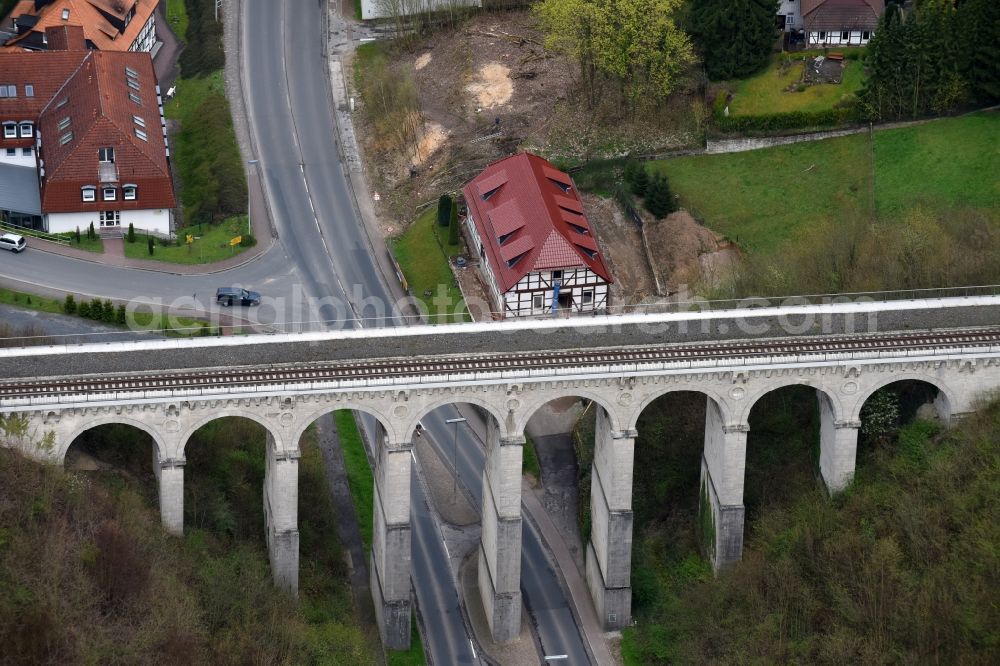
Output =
[
  {"x1": 391, "y1": 207, "x2": 469, "y2": 323},
  {"x1": 55, "y1": 232, "x2": 103, "y2": 253},
  {"x1": 648, "y1": 112, "x2": 998, "y2": 254},
  {"x1": 729, "y1": 57, "x2": 865, "y2": 116},
  {"x1": 123, "y1": 217, "x2": 252, "y2": 264},
  {"x1": 651, "y1": 133, "x2": 871, "y2": 252},
  {"x1": 165, "y1": 0, "x2": 189, "y2": 43},
  {"x1": 335, "y1": 410, "x2": 374, "y2": 554},
  {"x1": 873, "y1": 112, "x2": 1000, "y2": 217},
  {"x1": 164, "y1": 69, "x2": 224, "y2": 122},
  {"x1": 386, "y1": 617, "x2": 426, "y2": 666}
]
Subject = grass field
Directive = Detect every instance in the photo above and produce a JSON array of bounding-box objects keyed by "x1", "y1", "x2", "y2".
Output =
[
  {"x1": 728, "y1": 57, "x2": 865, "y2": 116},
  {"x1": 56, "y1": 232, "x2": 104, "y2": 253},
  {"x1": 123, "y1": 217, "x2": 252, "y2": 264},
  {"x1": 648, "y1": 112, "x2": 998, "y2": 254},
  {"x1": 165, "y1": 0, "x2": 189, "y2": 43},
  {"x1": 335, "y1": 410, "x2": 374, "y2": 554},
  {"x1": 391, "y1": 207, "x2": 469, "y2": 323}
]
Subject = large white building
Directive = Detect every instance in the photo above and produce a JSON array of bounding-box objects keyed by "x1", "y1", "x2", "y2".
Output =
[
  {"x1": 0, "y1": 25, "x2": 174, "y2": 235},
  {"x1": 462, "y1": 153, "x2": 612, "y2": 319}
]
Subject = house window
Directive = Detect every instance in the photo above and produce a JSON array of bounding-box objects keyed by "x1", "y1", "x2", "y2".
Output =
[
  {"x1": 22, "y1": 147, "x2": 32, "y2": 156},
  {"x1": 61, "y1": 8, "x2": 70, "y2": 20},
  {"x1": 582, "y1": 290, "x2": 594, "y2": 306},
  {"x1": 0, "y1": 85, "x2": 15, "y2": 97},
  {"x1": 133, "y1": 115, "x2": 145, "y2": 128},
  {"x1": 3, "y1": 124, "x2": 15, "y2": 138},
  {"x1": 819, "y1": 31, "x2": 826, "y2": 40},
  {"x1": 862, "y1": 31, "x2": 871, "y2": 40},
  {"x1": 58, "y1": 117, "x2": 71, "y2": 131},
  {"x1": 103, "y1": 187, "x2": 117, "y2": 201},
  {"x1": 129, "y1": 92, "x2": 141, "y2": 105},
  {"x1": 99, "y1": 211, "x2": 120, "y2": 227},
  {"x1": 552, "y1": 270, "x2": 563, "y2": 281},
  {"x1": 24, "y1": 85, "x2": 33, "y2": 97},
  {"x1": 98, "y1": 147, "x2": 115, "y2": 163},
  {"x1": 479, "y1": 243, "x2": 485, "y2": 258},
  {"x1": 19, "y1": 122, "x2": 32, "y2": 138},
  {"x1": 123, "y1": 184, "x2": 137, "y2": 201},
  {"x1": 59, "y1": 131, "x2": 73, "y2": 145},
  {"x1": 125, "y1": 66, "x2": 140, "y2": 79},
  {"x1": 533, "y1": 294, "x2": 544, "y2": 310},
  {"x1": 842, "y1": 31, "x2": 849, "y2": 40},
  {"x1": 81, "y1": 186, "x2": 96, "y2": 202},
  {"x1": 5, "y1": 148, "x2": 14, "y2": 157},
  {"x1": 56, "y1": 97, "x2": 68, "y2": 109},
  {"x1": 135, "y1": 128, "x2": 147, "y2": 141}
]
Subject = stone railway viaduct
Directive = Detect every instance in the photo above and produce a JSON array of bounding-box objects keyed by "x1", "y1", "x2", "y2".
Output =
[{"x1": 3, "y1": 297, "x2": 1000, "y2": 648}]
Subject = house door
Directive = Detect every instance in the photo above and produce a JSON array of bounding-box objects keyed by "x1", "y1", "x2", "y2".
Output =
[{"x1": 557, "y1": 292, "x2": 572, "y2": 310}]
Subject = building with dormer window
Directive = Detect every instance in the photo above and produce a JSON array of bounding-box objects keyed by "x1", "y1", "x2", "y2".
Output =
[
  {"x1": 462, "y1": 153, "x2": 612, "y2": 319},
  {"x1": 3, "y1": 0, "x2": 159, "y2": 52},
  {"x1": 0, "y1": 25, "x2": 174, "y2": 234}
]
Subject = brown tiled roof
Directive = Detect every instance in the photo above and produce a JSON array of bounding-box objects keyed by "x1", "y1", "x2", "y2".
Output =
[
  {"x1": 0, "y1": 50, "x2": 88, "y2": 121},
  {"x1": 4, "y1": 0, "x2": 158, "y2": 51},
  {"x1": 462, "y1": 153, "x2": 612, "y2": 293},
  {"x1": 802, "y1": 0, "x2": 883, "y2": 32},
  {"x1": 38, "y1": 50, "x2": 174, "y2": 212}
]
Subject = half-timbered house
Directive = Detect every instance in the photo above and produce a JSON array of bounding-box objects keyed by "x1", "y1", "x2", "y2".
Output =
[{"x1": 462, "y1": 153, "x2": 612, "y2": 319}]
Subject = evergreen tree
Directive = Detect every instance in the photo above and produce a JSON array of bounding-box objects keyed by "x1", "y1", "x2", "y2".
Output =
[
  {"x1": 644, "y1": 174, "x2": 676, "y2": 218},
  {"x1": 102, "y1": 300, "x2": 115, "y2": 324},
  {"x1": 631, "y1": 164, "x2": 650, "y2": 198},
  {"x1": 127, "y1": 223, "x2": 135, "y2": 243},
  {"x1": 77, "y1": 301, "x2": 90, "y2": 319},
  {"x1": 75, "y1": 226, "x2": 81, "y2": 244},
  {"x1": 690, "y1": 0, "x2": 779, "y2": 80},
  {"x1": 437, "y1": 194, "x2": 452, "y2": 227},
  {"x1": 63, "y1": 294, "x2": 76, "y2": 315},
  {"x1": 89, "y1": 298, "x2": 103, "y2": 321},
  {"x1": 448, "y1": 200, "x2": 460, "y2": 245},
  {"x1": 959, "y1": 0, "x2": 1000, "y2": 103},
  {"x1": 116, "y1": 304, "x2": 127, "y2": 326},
  {"x1": 147, "y1": 236, "x2": 155, "y2": 255},
  {"x1": 88, "y1": 222, "x2": 95, "y2": 240}
]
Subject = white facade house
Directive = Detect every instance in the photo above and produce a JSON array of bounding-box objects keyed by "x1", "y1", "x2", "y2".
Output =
[
  {"x1": 801, "y1": 0, "x2": 882, "y2": 47},
  {"x1": 462, "y1": 153, "x2": 612, "y2": 319}
]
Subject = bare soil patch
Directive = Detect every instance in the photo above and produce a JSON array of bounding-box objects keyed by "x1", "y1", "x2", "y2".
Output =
[{"x1": 644, "y1": 210, "x2": 739, "y2": 293}]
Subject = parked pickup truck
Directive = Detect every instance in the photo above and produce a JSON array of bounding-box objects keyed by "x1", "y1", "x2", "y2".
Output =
[{"x1": 216, "y1": 287, "x2": 261, "y2": 306}]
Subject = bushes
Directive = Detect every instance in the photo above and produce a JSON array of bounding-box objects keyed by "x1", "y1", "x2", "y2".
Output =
[
  {"x1": 173, "y1": 93, "x2": 247, "y2": 225},
  {"x1": 715, "y1": 105, "x2": 860, "y2": 133},
  {"x1": 178, "y1": 0, "x2": 223, "y2": 76},
  {"x1": 437, "y1": 194, "x2": 452, "y2": 228}
]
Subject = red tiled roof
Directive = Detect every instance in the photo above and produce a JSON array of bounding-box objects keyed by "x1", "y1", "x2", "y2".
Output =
[
  {"x1": 5, "y1": 0, "x2": 158, "y2": 51},
  {"x1": 462, "y1": 153, "x2": 612, "y2": 293},
  {"x1": 38, "y1": 50, "x2": 174, "y2": 212},
  {"x1": 0, "y1": 50, "x2": 88, "y2": 121}
]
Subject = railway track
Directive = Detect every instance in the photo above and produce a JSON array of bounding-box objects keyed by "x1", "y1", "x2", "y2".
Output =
[{"x1": 3, "y1": 328, "x2": 1000, "y2": 402}]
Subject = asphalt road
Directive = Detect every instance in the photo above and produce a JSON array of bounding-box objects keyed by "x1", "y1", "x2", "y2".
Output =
[{"x1": 421, "y1": 408, "x2": 590, "y2": 664}]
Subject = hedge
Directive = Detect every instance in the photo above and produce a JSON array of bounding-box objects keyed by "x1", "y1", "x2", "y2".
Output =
[{"x1": 715, "y1": 105, "x2": 860, "y2": 133}]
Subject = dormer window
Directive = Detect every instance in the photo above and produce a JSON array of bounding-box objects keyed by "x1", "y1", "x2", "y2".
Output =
[
  {"x1": 98, "y1": 147, "x2": 115, "y2": 163},
  {"x1": 482, "y1": 186, "x2": 501, "y2": 201},
  {"x1": 81, "y1": 186, "x2": 96, "y2": 202},
  {"x1": 19, "y1": 122, "x2": 32, "y2": 138},
  {"x1": 58, "y1": 117, "x2": 71, "y2": 131},
  {"x1": 103, "y1": 187, "x2": 117, "y2": 201},
  {"x1": 3, "y1": 123, "x2": 15, "y2": 139},
  {"x1": 62, "y1": 8, "x2": 70, "y2": 20},
  {"x1": 123, "y1": 184, "x2": 137, "y2": 201}
]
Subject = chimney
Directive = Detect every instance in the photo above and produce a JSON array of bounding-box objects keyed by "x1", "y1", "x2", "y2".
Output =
[{"x1": 45, "y1": 24, "x2": 85, "y2": 51}]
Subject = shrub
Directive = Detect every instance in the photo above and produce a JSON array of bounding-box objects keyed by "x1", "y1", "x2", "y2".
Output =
[
  {"x1": 147, "y1": 236, "x2": 155, "y2": 255},
  {"x1": 91, "y1": 520, "x2": 150, "y2": 608},
  {"x1": 630, "y1": 164, "x2": 650, "y2": 198},
  {"x1": 239, "y1": 231, "x2": 255, "y2": 247},
  {"x1": 102, "y1": 300, "x2": 115, "y2": 324},
  {"x1": 178, "y1": 0, "x2": 223, "y2": 76},
  {"x1": 715, "y1": 104, "x2": 860, "y2": 133},
  {"x1": 437, "y1": 194, "x2": 452, "y2": 228},
  {"x1": 127, "y1": 223, "x2": 135, "y2": 243},
  {"x1": 88, "y1": 222, "x2": 95, "y2": 240},
  {"x1": 77, "y1": 301, "x2": 91, "y2": 318},
  {"x1": 448, "y1": 200, "x2": 460, "y2": 245},
  {"x1": 116, "y1": 304, "x2": 127, "y2": 326},
  {"x1": 63, "y1": 294, "x2": 77, "y2": 315},
  {"x1": 89, "y1": 298, "x2": 103, "y2": 321},
  {"x1": 75, "y1": 226, "x2": 81, "y2": 244}
]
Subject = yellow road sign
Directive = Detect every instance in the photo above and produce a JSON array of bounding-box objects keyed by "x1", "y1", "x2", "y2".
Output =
[{"x1": 230, "y1": 236, "x2": 242, "y2": 246}]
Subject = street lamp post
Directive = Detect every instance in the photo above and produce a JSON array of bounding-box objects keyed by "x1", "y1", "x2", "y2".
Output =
[
  {"x1": 246, "y1": 159, "x2": 259, "y2": 238},
  {"x1": 445, "y1": 417, "x2": 467, "y2": 500}
]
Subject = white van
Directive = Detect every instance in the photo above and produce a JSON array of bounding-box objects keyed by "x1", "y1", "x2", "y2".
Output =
[{"x1": 0, "y1": 233, "x2": 26, "y2": 253}]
